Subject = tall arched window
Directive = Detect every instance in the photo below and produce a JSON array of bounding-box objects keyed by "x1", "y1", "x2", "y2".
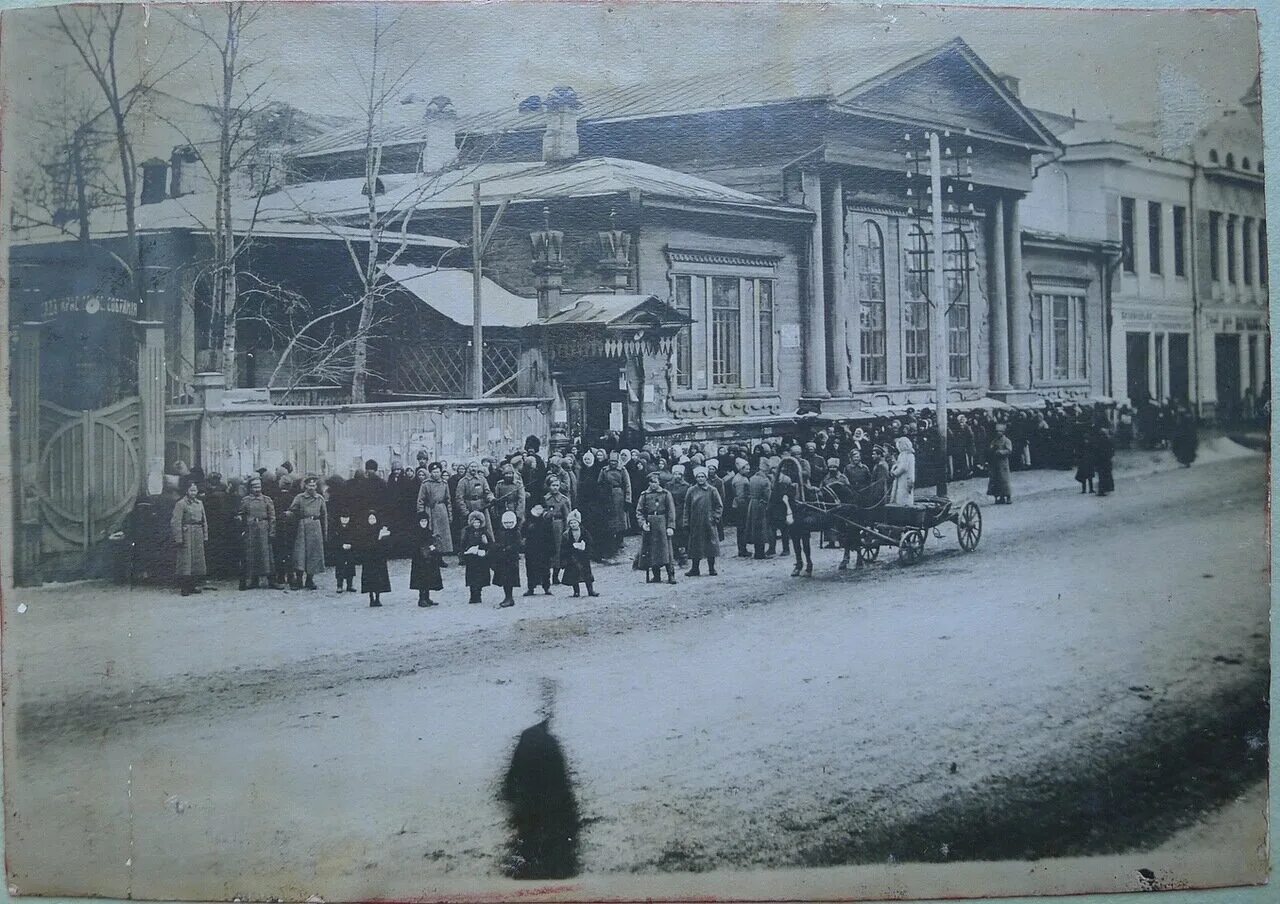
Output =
[
  {"x1": 904, "y1": 224, "x2": 931, "y2": 383},
  {"x1": 856, "y1": 220, "x2": 886, "y2": 384},
  {"x1": 945, "y1": 228, "x2": 972, "y2": 381}
]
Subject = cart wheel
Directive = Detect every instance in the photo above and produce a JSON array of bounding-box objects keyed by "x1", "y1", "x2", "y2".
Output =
[
  {"x1": 860, "y1": 531, "x2": 881, "y2": 562},
  {"x1": 957, "y1": 502, "x2": 982, "y2": 552},
  {"x1": 899, "y1": 529, "x2": 925, "y2": 565}
]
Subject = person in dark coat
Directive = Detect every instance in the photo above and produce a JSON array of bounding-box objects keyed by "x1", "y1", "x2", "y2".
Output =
[
  {"x1": 636, "y1": 471, "x2": 677, "y2": 584},
  {"x1": 201, "y1": 474, "x2": 236, "y2": 578},
  {"x1": 706, "y1": 461, "x2": 727, "y2": 542},
  {"x1": 238, "y1": 477, "x2": 278, "y2": 589},
  {"x1": 561, "y1": 513, "x2": 598, "y2": 597},
  {"x1": 726, "y1": 458, "x2": 751, "y2": 557},
  {"x1": 597, "y1": 453, "x2": 631, "y2": 560},
  {"x1": 358, "y1": 511, "x2": 392, "y2": 607},
  {"x1": 491, "y1": 510, "x2": 523, "y2": 608},
  {"x1": 778, "y1": 457, "x2": 814, "y2": 576},
  {"x1": 1073, "y1": 431, "x2": 1096, "y2": 494},
  {"x1": 682, "y1": 466, "x2": 722, "y2": 577},
  {"x1": 409, "y1": 514, "x2": 444, "y2": 607},
  {"x1": 541, "y1": 475, "x2": 572, "y2": 584},
  {"x1": 330, "y1": 513, "x2": 358, "y2": 592},
  {"x1": 288, "y1": 476, "x2": 328, "y2": 590},
  {"x1": 1094, "y1": 424, "x2": 1116, "y2": 496},
  {"x1": 460, "y1": 510, "x2": 491, "y2": 604},
  {"x1": 520, "y1": 436, "x2": 547, "y2": 504},
  {"x1": 521, "y1": 503, "x2": 555, "y2": 596},
  {"x1": 1171, "y1": 409, "x2": 1199, "y2": 466},
  {"x1": 987, "y1": 424, "x2": 1014, "y2": 504},
  {"x1": 171, "y1": 482, "x2": 208, "y2": 596},
  {"x1": 667, "y1": 465, "x2": 692, "y2": 567},
  {"x1": 744, "y1": 462, "x2": 774, "y2": 560},
  {"x1": 270, "y1": 472, "x2": 299, "y2": 588}
]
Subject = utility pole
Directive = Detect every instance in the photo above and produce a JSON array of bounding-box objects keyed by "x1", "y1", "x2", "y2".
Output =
[
  {"x1": 929, "y1": 130, "x2": 949, "y2": 497},
  {"x1": 472, "y1": 181, "x2": 484, "y2": 399}
]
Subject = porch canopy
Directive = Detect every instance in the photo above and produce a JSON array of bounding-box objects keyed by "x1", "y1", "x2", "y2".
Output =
[
  {"x1": 384, "y1": 265, "x2": 539, "y2": 327},
  {"x1": 538, "y1": 293, "x2": 692, "y2": 357}
]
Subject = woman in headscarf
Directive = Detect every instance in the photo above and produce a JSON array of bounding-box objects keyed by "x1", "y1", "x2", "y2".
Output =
[
  {"x1": 460, "y1": 510, "x2": 491, "y2": 604},
  {"x1": 358, "y1": 510, "x2": 392, "y2": 607},
  {"x1": 636, "y1": 470, "x2": 677, "y2": 584},
  {"x1": 409, "y1": 512, "x2": 444, "y2": 607},
  {"x1": 576, "y1": 450, "x2": 604, "y2": 561},
  {"x1": 561, "y1": 511, "x2": 598, "y2": 597},
  {"x1": 521, "y1": 501, "x2": 555, "y2": 596},
  {"x1": 171, "y1": 481, "x2": 209, "y2": 596},
  {"x1": 986, "y1": 423, "x2": 1014, "y2": 504},
  {"x1": 491, "y1": 509, "x2": 523, "y2": 608},
  {"x1": 890, "y1": 436, "x2": 916, "y2": 505}
]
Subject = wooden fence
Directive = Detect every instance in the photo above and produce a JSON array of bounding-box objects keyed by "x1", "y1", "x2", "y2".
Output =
[{"x1": 198, "y1": 396, "x2": 552, "y2": 478}]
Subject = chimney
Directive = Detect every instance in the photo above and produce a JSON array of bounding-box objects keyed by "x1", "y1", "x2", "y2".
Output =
[
  {"x1": 997, "y1": 73, "x2": 1021, "y2": 98},
  {"x1": 597, "y1": 209, "x2": 631, "y2": 293},
  {"x1": 542, "y1": 86, "x2": 581, "y2": 163},
  {"x1": 139, "y1": 158, "x2": 169, "y2": 205},
  {"x1": 420, "y1": 95, "x2": 459, "y2": 173},
  {"x1": 531, "y1": 207, "x2": 566, "y2": 319}
]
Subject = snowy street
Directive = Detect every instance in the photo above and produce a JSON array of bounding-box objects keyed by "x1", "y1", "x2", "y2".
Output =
[{"x1": 2, "y1": 444, "x2": 1269, "y2": 900}]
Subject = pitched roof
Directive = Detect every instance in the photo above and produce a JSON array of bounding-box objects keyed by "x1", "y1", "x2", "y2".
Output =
[
  {"x1": 294, "y1": 37, "x2": 1057, "y2": 159},
  {"x1": 384, "y1": 266, "x2": 538, "y2": 327},
  {"x1": 540, "y1": 293, "x2": 692, "y2": 328}
]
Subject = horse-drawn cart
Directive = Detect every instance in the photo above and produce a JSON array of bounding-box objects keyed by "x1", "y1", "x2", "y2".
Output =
[{"x1": 795, "y1": 490, "x2": 983, "y2": 566}]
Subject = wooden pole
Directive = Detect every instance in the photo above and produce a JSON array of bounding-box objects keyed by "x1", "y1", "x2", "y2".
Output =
[
  {"x1": 472, "y1": 181, "x2": 484, "y2": 399},
  {"x1": 930, "y1": 131, "x2": 949, "y2": 497}
]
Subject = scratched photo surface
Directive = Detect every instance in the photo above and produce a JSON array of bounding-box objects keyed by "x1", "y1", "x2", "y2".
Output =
[{"x1": 0, "y1": 1, "x2": 1269, "y2": 900}]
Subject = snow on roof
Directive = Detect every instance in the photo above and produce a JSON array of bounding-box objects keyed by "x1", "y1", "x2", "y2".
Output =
[
  {"x1": 540, "y1": 293, "x2": 691, "y2": 327},
  {"x1": 385, "y1": 265, "x2": 538, "y2": 327}
]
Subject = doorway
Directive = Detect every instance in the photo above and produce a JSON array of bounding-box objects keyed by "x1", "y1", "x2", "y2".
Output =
[
  {"x1": 1125, "y1": 332, "x2": 1150, "y2": 403},
  {"x1": 1215, "y1": 333, "x2": 1241, "y2": 420},
  {"x1": 1167, "y1": 333, "x2": 1190, "y2": 402}
]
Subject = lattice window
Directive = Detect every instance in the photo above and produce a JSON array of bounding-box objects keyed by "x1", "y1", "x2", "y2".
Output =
[
  {"x1": 394, "y1": 342, "x2": 521, "y2": 397},
  {"x1": 484, "y1": 342, "x2": 521, "y2": 396}
]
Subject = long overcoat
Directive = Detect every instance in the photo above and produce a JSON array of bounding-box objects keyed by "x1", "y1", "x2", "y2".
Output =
[
  {"x1": 987, "y1": 435, "x2": 1014, "y2": 498},
  {"x1": 289, "y1": 492, "x2": 328, "y2": 574},
  {"x1": 239, "y1": 493, "x2": 275, "y2": 578},
  {"x1": 542, "y1": 491, "x2": 572, "y2": 567},
  {"x1": 682, "y1": 484, "x2": 722, "y2": 560},
  {"x1": 890, "y1": 452, "x2": 916, "y2": 505},
  {"x1": 415, "y1": 478, "x2": 454, "y2": 554},
  {"x1": 409, "y1": 520, "x2": 444, "y2": 591},
  {"x1": 637, "y1": 486, "x2": 676, "y2": 567},
  {"x1": 171, "y1": 496, "x2": 209, "y2": 577},
  {"x1": 598, "y1": 466, "x2": 631, "y2": 534},
  {"x1": 743, "y1": 473, "x2": 773, "y2": 548},
  {"x1": 358, "y1": 521, "x2": 392, "y2": 593},
  {"x1": 491, "y1": 526, "x2": 523, "y2": 590}
]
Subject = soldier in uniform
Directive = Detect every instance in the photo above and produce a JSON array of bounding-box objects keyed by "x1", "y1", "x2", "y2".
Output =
[
  {"x1": 636, "y1": 471, "x2": 677, "y2": 585},
  {"x1": 455, "y1": 460, "x2": 495, "y2": 550},
  {"x1": 493, "y1": 462, "x2": 527, "y2": 527},
  {"x1": 288, "y1": 475, "x2": 328, "y2": 590},
  {"x1": 415, "y1": 462, "x2": 455, "y2": 559},
  {"x1": 597, "y1": 452, "x2": 631, "y2": 561},
  {"x1": 666, "y1": 464, "x2": 692, "y2": 567},
  {"x1": 171, "y1": 481, "x2": 209, "y2": 596},
  {"x1": 682, "y1": 466, "x2": 722, "y2": 577},
  {"x1": 744, "y1": 461, "x2": 774, "y2": 560},
  {"x1": 541, "y1": 474, "x2": 572, "y2": 584},
  {"x1": 727, "y1": 458, "x2": 751, "y2": 557},
  {"x1": 238, "y1": 477, "x2": 278, "y2": 589}
]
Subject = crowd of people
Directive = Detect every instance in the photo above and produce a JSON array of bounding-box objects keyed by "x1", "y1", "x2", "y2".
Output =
[{"x1": 141, "y1": 399, "x2": 1185, "y2": 606}]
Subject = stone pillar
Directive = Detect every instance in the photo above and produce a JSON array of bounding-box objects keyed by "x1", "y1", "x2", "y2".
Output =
[
  {"x1": 1239, "y1": 332, "x2": 1251, "y2": 395},
  {"x1": 195, "y1": 370, "x2": 227, "y2": 410},
  {"x1": 827, "y1": 176, "x2": 851, "y2": 395},
  {"x1": 801, "y1": 170, "x2": 830, "y2": 398},
  {"x1": 1253, "y1": 334, "x2": 1267, "y2": 392},
  {"x1": 988, "y1": 201, "x2": 1011, "y2": 390},
  {"x1": 136, "y1": 320, "x2": 167, "y2": 496},
  {"x1": 1006, "y1": 197, "x2": 1030, "y2": 389},
  {"x1": 16, "y1": 323, "x2": 41, "y2": 495}
]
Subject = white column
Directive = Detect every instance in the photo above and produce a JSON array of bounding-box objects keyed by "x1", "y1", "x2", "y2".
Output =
[
  {"x1": 989, "y1": 201, "x2": 1011, "y2": 390},
  {"x1": 137, "y1": 320, "x2": 167, "y2": 496},
  {"x1": 1239, "y1": 331, "x2": 1250, "y2": 395},
  {"x1": 1253, "y1": 333, "x2": 1267, "y2": 391},
  {"x1": 827, "y1": 176, "x2": 851, "y2": 395},
  {"x1": 1006, "y1": 197, "x2": 1030, "y2": 389},
  {"x1": 1159, "y1": 333, "x2": 1171, "y2": 399},
  {"x1": 1147, "y1": 332, "x2": 1157, "y2": 399},
  {"x1": 801, "y1": 170, "x2": 829, "y2": 397}
]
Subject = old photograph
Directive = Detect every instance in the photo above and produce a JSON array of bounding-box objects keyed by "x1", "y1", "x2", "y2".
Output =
[{"x1": 0, "y1": 1, "x2": 1270, "y2": 900}]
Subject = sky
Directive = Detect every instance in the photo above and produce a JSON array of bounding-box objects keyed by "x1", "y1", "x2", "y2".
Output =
[{"x1": 0, "y1": 1, "x2": 1263, "y2": 170}]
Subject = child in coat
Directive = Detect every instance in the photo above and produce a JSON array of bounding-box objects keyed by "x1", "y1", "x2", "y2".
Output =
[
  {"x1": 561, "y1": 514, "x2": 599, "y2": 598},
  {"x1": 409, "y1": 515, "x2": 444, "y2": 607},
  {"x1": 359, "y1": 511, "x2": 392, "y2": 607},
  {"x1": 492, "y1": 510, "x2": 523, "y2": 608},
  {"x1": 330, "y1": 513, "x2": 358, "y2": 592},
  {"x1": 460, "y1": 510, "x2": 491, "y2": 604},
  {"x1": 521, "y1": 503, "x2": 555, "y2": 596}
]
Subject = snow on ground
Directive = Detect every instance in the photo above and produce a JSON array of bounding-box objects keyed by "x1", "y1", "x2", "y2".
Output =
[{"x1": 1, "y1": 446, "x2": 1269, "y2": 900}]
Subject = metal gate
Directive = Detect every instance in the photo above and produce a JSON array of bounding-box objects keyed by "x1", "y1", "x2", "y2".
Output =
[{"x1": 35, "y1": 397, "x2": 142, "y2": 551}]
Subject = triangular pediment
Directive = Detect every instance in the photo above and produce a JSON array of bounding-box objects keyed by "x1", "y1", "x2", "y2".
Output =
[{"x1": 837, "y1": 39, "x2": 1059, "y2": 150}]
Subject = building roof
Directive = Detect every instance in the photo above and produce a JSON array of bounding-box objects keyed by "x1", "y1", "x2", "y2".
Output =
[
  {"x1": 384, "y1": 265, "x2": 538, "y2": 327},
  {"x1": 294, "y1": 37, "x2": 1057, "y2": 158},
  {"x1": 540, "y1": 293, "x2": 692, "y2": 328}
]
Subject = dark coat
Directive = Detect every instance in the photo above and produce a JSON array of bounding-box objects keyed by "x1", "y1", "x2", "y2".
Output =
[
  {"x1": 560, "y1": 525, "x2": 594, "y2": 586},
  {"x1": 743, "y1": 473, "x2": 773, "y2": 547},
  {"x1": 460, "y1": 525, "x2": 491, "y2": 588},
  {"x1": 409, "y1": 521, "x2": 444, "y2": 591},
  {"x1": 682, "y1": 484, "x2": 722, "y2": 560},
  {"x1": 329, "y1": 518, "x2": 358, "y2": 581},
  {"x1": 987, "y1": 435, "x2": 1013, "y2": 498},
  {"x1": 358, "y1": 520, "x2": 392, "y2": 593},
  {"x1": 491, "y1": 526, "x2": 523, "y2": 589},
  {"x1": 598, "y1": 466, "x2": 631, "y2": 534}
]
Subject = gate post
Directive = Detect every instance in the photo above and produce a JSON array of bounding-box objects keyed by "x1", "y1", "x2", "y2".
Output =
[
  {"x1": 136, "y1": 320, "x2": 167, "y2": 496},
  {"x1": 14, "y1": 322, "x2": 44, "y2": 583}
]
